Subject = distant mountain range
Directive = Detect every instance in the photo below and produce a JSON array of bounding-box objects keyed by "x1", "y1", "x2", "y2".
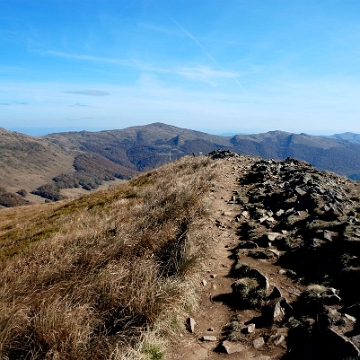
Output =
[
  {"x1": 329, "y1": 132, "x2": 360, "y2": 144},
  {"x1": 1, "y1": 122, "x2": 360, "y2": 206}
]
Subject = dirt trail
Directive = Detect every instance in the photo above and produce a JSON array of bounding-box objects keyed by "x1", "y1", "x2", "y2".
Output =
[{"x1": 167, "y1": 155, "x2": 305, "y2": 360}]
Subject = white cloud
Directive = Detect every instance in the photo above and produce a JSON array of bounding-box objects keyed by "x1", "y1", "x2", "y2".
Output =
[{"x1": 176, "y1": 66, "x2": 240, "y2": 86}]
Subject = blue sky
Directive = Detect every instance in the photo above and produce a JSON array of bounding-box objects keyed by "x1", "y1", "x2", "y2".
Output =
[{"x1": 1, "y1": 0, "x2": 360, "y2": 135}]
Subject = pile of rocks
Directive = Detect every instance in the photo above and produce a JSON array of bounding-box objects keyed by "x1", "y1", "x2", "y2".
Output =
[
  {"x1": 231, "y1": 157, "x2": 360, "y2": 359},
  {"x1": 198, "y1": 152, "x2": 360, "y2": 358}
]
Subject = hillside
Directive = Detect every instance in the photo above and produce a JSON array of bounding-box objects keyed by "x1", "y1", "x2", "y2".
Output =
[
  {"x1": 43, "y1": 122, "x2": 231, "y2": 171},
  {"x1": 0, "y1": 128, "x2": 138, "y2": 206},
  {"x1": 0, "y1": 128, "x2": 75, "y2": 192},
  {"x1": 3, "y1": 123, "x2": 360, "y2": 207},
  {"x1": 1, "y1": 152, "x2": 360, "y2": 359},
  {"x1": 44, "y1": 123, "x2": 360, "y2": 179},
  {"x1": 230, "y1": 130, "x2": 360, "y2": 177}
]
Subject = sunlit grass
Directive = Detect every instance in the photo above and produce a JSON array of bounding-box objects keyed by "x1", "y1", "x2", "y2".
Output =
[{"x1": 0, "y1": 155, "x2": 215, "y2": 359}]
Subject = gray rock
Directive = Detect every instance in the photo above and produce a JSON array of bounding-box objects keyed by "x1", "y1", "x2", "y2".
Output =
[
  {"x1": 266, "y1": 232, "x2": 282, "y2": 241},
  {"x1": 335, "y1": 194, "x2": 343, "y2": 202},
  {"x1": 259, "y1": 215, "x2": 269, "y2": 223},
  {"x1": 280, "y1": 298, "x2": 294, "y2": 313},
  {"x1": 245, "y1": 323, "x2": 256, "y2": 333},
  {"x1": 222, "y1": 211, "x2": 232, "y2": 216},
  {"x1": 275, "y1": 209, "x2": 285, "y2": 217},
  {"x1": 324, "y1": 294, "x2": 342, "y2": 305},
  {"x1": 222, "y1": 340, "x2": 246, "y2": 354},
  {"x1": 273, "y1": 301, "x2": 284, "y2": 318},
  {"x1": 253, "y1": 337, "x2": 265, "y2": 349},
  {"x1": 266, "y1": 248, "x2": 281, "y2": 257},
  {"x1": 351, "y1": 334, "x2": 360, "y2": 348},
  {"x1": 249, "y1": 269, "x2": 270, "y2": 290},
  {"x1": 270, "y1": 334, "x2": 285, "y2": 346},
  {"x1": 201, "y1": 335, "x2": 217, "y2": 342},
  {"x1": 187, "y1": 317, "x2": 196, "y2": 333},
  {"x1": 344, "y1": 313, "x2": 356, "y2": 323},
  {"x1": 325, "y1": 328, "x2": 360, "y2": 358},
  {"x1": 269, "y1": 286, "x2": 282, "y2": 299},
  {"x1": 265, "y1": 216, "x2": 275, "y2": 223},
  {"x1": 325, "y1": 287, "x2": 338, "y2": 295},
  {"x1": 324, "y1": 230, "x2": 333, "y2": 242},
  {"x1": 295, "y1": 187, "x2": 307, "y2": 196}
]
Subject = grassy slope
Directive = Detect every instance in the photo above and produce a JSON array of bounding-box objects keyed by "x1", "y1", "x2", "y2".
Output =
[{"x1": 0, "y1": 156, "x2": 216, "y2": 360}]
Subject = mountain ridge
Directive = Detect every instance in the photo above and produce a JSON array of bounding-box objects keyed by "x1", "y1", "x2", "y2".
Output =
[{"x1": 2, "y1": 122, "x2": 360, "y2": 206}]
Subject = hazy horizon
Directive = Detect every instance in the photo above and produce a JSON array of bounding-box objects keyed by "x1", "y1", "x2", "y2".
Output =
[{"x1": 5, "y1": 122, "x2": 357, "y2": 138}]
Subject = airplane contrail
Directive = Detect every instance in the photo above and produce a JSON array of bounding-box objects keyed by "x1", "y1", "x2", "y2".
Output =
[
  {"x1": 170, "y1": 17, "x2": 245, "y2": 91},
  {"x1": 170, "y1": 17, "x2": 218, "y2": 66}
]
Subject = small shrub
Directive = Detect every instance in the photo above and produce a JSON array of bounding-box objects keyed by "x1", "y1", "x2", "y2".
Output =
[
  {"x1": 232, "y1": 261, "x2": 250, "y2": 277},
  {"x1": 0, "y1": 192, "x2": 30, "y2": 207},
  {"x1": 240, "y1": 221, "x2": 257, "y2": 239},
  {"x1": 31, "y1": 184, "x2": 65, "y2": 201},
  {"x1": 232, "y1": 277, "x2": 264, "y2": 307},
  {"x1": 142, "y1": 343, "x2": 164, "y2": 360},
  {"x1": 227, "y1": 319, "x2": 243, "y2": 342},
  {"x1": 16, "y1": 189, "x2": 27, "y2": 197}
]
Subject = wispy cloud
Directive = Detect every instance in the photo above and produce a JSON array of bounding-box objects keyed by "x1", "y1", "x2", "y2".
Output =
[
  {"x1": 125, "y1": 60, "x2": 241, "y2": 88},
  {"x1": 177, "y1": 66, "x2": 240, "y2": 86},
  {"x1": 39, "y1": 50, "x2": 131, "y2": 66},
  {"x1": 0, "y1": 101, "x2": 27, "y2": 106},
  {"x1": 66, "y1": 90, "x2": 110, "y2": 96},
  {"x1": 69, "y1": 103, "x2": 89, "y2": 107},
  {"x1": 170, "y1": 18, "x2": 244, "y2": 90},
  {"x1": 138, "y1": 23, "x2": 179, "y2": 36}
]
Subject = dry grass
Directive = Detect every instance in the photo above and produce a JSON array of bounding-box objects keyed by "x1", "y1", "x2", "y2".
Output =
[{"x1": 0, "y1": 156, "x2": 215, "y2": 359}]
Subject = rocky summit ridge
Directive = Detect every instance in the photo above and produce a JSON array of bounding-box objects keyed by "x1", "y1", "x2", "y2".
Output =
[{"x1": 173, "y1": 150, "x2": 360, "y2": 360}]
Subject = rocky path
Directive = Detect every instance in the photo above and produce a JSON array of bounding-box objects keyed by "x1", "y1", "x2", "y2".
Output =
[
  {"x1": 167, "y1": 151, "x2": 360, "y2": 360},
  {"x1": 167, "y1": 155, "x2": 303, "y2": 359}
]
